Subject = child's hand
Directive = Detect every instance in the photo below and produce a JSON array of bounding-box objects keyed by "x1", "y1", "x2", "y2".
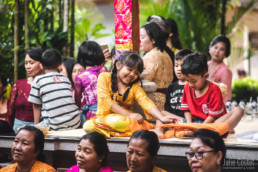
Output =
[
  {"x1": 128, "y1": 113, "x2": 144, "y2": 124},
  {"x1": 160, "y1": 116, "x2": 178, "y2": 124}
]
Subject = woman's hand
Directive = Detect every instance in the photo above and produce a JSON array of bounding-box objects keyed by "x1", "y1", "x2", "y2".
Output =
[
  {"x1": 103, "y1": 49, "x2": 111, "y2": 61},
  {"x1": 128, "y1": 113, "x2": 144, "y2": 124}
]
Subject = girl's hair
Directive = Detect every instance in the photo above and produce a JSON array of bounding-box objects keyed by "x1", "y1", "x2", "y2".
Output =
[
  {"x1": 80, "y1": 132, "x2": 109, "y2": 166},
  {"x1": 165, "y1": 18, "x2": 182, "y2": 50},
  {"x1": 25, "y1": 47, "x2": 43, "y2": 62},
  {"x1": 18, "y1": 125, "x2": 46, "y2": 162},
  {"x1": 193, "y1": 129, "x2": 226, "y2": 165},
  {"x1": 111, "y1": 51, "x2": 143, "y2": 101},
  {"x1": 210, "y1": 35, "x2": 231, "y2": 57},
  {"x1": 141, "y1": 22, "x2": 167, "y2": 52},
  {"x1": 77, "y1": 41, "x2": 105, "y2": 67},
  {"x1": 63, "y1": 57, "x2": 75, "y2": 86},
  {"x1": 129, "y1": 130, "x2": 160, "y2": 157}
]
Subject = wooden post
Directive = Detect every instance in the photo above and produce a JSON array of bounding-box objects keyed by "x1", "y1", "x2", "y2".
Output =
[
  {"x1": 221, "y1": 0, "x2": 227, "y2": 35},
  {"x1": 14, "y1": 0, "x2": 19, "y2": 81},
  {"x1": 24, "y1": 0, "x2": 29, "y2": 49},
  {"x1": 70, "y1": 0, "x2": 75, "y2": 57},
  {"x1": 131, "y1": 0, "x2": 139, "y2": 53},
  {"x1": 114, "y1": 0, "x2": 139, "y2": 59}
]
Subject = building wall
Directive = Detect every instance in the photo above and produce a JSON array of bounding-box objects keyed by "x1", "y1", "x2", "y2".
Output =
[{"x1": 226, "y1": 7, "x2": 258, "y2": 80}]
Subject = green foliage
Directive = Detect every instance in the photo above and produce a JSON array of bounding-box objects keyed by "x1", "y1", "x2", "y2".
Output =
[
  {"x1": 0, "y1": 0, "x2": 18, "y2": 82},
  {"x1": 139, "y1": 0, "x2": 221, "y2": 55},
  {"x1": 74, "y1": 8, "x2": 110, "y2": 47},
  {"x1": 232, "y1": 77, "x2": 258, "y2": 102},
  {"x1": 40, "y1": 28, "x2": 68, "y2": 53},
  {"x1": 139, "y1": 0, "x2": 254, "y2": 57}
]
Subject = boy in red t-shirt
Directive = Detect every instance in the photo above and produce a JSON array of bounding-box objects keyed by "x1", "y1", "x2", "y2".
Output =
[{"x1": 180, "y1": 52, "x2": 243, "y2": 130}]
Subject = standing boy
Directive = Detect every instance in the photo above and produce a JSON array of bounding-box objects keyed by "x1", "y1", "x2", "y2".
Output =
[
  {"x1": 162, "y1": 49, "x2": 193, "y2": 122},
  {"x1": 180, "y1": 52, "x2": 243, "y2": 129},
  {"x1": 28, "y1": 49, "x2": 81, "y2": 130}
]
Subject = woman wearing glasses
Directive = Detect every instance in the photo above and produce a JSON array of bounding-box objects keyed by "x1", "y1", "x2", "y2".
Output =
[{"x1": 185, "y1": 129, "x2": 226, "y2": 172}]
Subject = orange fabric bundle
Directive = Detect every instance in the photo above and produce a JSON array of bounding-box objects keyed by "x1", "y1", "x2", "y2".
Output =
[
  {"x1": 129, "y1": 117, "x2": 156, "y2": 133},
  {"x1": 159, "y1": 123, "x2": 230, "y2": 139}
]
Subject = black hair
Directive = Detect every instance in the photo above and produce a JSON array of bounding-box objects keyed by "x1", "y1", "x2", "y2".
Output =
[
  {"x1": 181, "y1": 52, "x2": 208, "y2": 76},
  {"x1": 77, "y1": 41, "x2": 105, "y2": 67},
  {"x1": 0, "y1": 74, "x2": 7, "y2": 96},
  {"x1": 141, "y1": 22, "x2": 167, "y2": 52},
  {"x1": 111, "y1": 51, "x2": 143, "y2": 101},
  {"x1": 165, "y1": 18, "x2": 182, "y2": 50},
  {"x1": 129, "y1": 130, "x2": 160, "y2": 157},
  {"x1": 18, "y1": 125, "x2": 46, "y2": 162},
  {"x1": 25, "y1": 47, "x2": 43, "y2": 62},
  {"x1": 210, "y1": 35, "x2": 231, "y2": 57},
  {"x1": 0, "y1": 74, "x2": 7, "y2": 88},
  {"x1": 193, "y1": 129, "x2": 226, "y2": 165},
  {"x1": 63, "y1": 57, "x2": 75, "y2": 86},
  {"x1": 237, "y1": 68, "x2": 247, "y2": 76},
  {"x1": 111, "y1": 46, "x2": 116, "y2": 59},
  {"x1": 41, "y1": 49, "x2": 62, "y2": 70},
  {"x1": 80, "y1": 132, "x2": 109, "y2": 166},
  {"x1": 175, "y1": 49, "x2": 194, "y2": 60},
  {"x1": 147, "y1": 15, "x2": 170, "y2": 38}
]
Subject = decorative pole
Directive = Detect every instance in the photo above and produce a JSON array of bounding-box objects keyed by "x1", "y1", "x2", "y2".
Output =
[{"x1": 114, "y1": 0, "x2": 140, "y2": 59}]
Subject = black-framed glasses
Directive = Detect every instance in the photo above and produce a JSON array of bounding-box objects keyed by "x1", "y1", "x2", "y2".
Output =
[{"x1": 185, "y1": 150, "x2": 215, "y2": 160}]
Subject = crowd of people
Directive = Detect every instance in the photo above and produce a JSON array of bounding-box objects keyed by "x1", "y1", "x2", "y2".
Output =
[
  {"x1": 0, "y1": 126, "x2": 226, "y2": 172},
  {"x1": 0, "y1": 15, "x2": 245, "y2": 171}
]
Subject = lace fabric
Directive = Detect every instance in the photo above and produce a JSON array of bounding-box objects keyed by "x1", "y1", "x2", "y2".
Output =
[{"x1": 8, "y1": 79, "x2": 34, "y2": 125}]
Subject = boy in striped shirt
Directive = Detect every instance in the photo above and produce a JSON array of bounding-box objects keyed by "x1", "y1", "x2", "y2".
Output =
[{"x1": 28, "y1": 49, "x2": 80, "y2": 130}]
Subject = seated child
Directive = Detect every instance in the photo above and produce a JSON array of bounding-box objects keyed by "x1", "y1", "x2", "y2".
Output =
[
  {"x1": 162, "y1": 49, "x2": 194, "y2": 122},
  {"x1": 180, "y1": 52, "x2": 243, "y2": 129},
  {"x1": 83, "y1": 51, "x2": 176, "y2": 138},
  {"x1": 74, "y1": 41, "x2": 107, "y2": 123},
  {"x1": 28, "y1": 49, "x2": 81, "y2": 130}
]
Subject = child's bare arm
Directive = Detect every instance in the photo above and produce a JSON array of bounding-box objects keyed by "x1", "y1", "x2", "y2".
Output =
[
  {"x1": 149, "y1": 107, "x2": 178, "y2": 123},
  {"x1": 111, "y1": 103, "x2": 144, "y2": 123},
  {"x1": 33, "y1": 104, "x2": 42, "y2": 124},
  {"x1": 161, "y1": 111, "x2": 184, "y2": 123},
  {"x1": 203, "y1": 116, "x2": 215, "y2": 123},
  {"x1": 184, "y1": 111, "x2": 192, "y2": 123}
]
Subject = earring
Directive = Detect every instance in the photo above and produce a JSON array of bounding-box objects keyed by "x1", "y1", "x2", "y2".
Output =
[{"x1": 217, "y1": 161, "x2": 221, "y2": 166}]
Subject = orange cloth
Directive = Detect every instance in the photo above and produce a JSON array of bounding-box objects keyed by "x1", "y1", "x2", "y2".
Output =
[
  {"x1": 159, "y1": 123, "x2": 230, "y2": 139},
  {"x1": 129, "y1": 117, "x2": 155, "y2": 133},
  {"x1": 84, "y1": 114, "x2": 155, "y2": 138},
  {"x1": 0, "y1": 160, "x2": 56, "y2": 172}
]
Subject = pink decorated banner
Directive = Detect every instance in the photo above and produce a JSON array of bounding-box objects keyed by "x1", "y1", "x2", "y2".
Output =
[{"x1": 114, "y1": 0, "x2": 133, "y2": 58}]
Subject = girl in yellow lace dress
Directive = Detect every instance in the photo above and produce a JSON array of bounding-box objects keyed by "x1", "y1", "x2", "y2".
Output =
[{"x1": 84, "y1": 52, "x2": 176, "y2": 138}]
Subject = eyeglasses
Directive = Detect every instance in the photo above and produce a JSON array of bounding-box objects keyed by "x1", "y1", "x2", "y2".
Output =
[{"x1": 185, "y1": 150, "x2": 215, "y2": 160}]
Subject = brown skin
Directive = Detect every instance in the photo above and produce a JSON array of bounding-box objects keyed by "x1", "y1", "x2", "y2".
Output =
[
  {"x1": 75, "y1": 139, "x2": 104, "y2": 172},
  {"x1": 126, "y1": 138, "x2": 154, "y2": 172},
  {"x1": 188, "y1": 138, "x2": 222, "y2": 172},
  {"x1": 12, "y1": 130, "x2": 39, "y2": 172}
]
